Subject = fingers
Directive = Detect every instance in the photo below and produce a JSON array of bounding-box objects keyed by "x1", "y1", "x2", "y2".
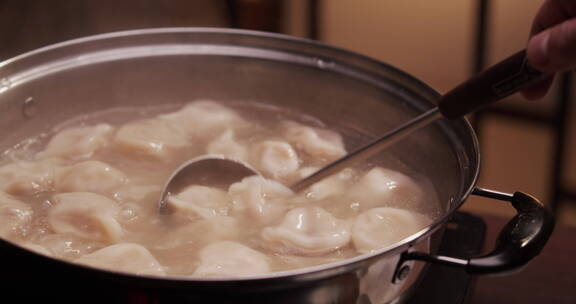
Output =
[
  {"x1": 527, "y1": 18, "x2": 576, "y2": 72},
  {"x1": 520, "y1": 75, "x2": 554, "y2": 100},
  {"x1": 530, "y1": 0, "x2": 571, "y2": 35},
  {"x1": 523, "y1": 0, "x2": 576, "y2": 99}
]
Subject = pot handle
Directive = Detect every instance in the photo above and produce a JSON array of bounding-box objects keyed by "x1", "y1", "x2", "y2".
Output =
[{"x1": 403, "y1": 187, "x2": 555, "y2": 274}]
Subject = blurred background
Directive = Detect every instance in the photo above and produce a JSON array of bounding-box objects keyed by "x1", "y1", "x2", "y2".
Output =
[{"x1": 0, "y1": 0, "x2": 574, "y2": 226}]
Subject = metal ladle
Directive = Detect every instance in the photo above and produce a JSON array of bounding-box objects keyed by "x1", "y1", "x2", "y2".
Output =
[{"x1": 159, "y1": 50, "x2": 547, "y2": 211}]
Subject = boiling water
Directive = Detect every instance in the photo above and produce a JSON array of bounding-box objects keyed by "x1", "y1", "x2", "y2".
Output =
[{"x1": 0, "y1": 101, "x2": 440, "y2": 277}]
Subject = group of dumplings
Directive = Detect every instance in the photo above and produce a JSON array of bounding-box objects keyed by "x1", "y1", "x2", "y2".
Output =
[{"x1": 0, "y1": 100, "x2": 434, "y2": 277}]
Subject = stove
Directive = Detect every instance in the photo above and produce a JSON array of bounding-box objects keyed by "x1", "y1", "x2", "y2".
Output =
[{"x1": 407, "y1": 212, "x2": 486, "y2": 304}]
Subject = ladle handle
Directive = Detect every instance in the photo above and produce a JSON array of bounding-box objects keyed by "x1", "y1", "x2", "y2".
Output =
[{"x1": 438, "y1": 50, "x2": 548, "y2": 119}]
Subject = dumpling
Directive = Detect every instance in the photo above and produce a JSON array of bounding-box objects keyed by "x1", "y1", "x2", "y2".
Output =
[
  {"x1": 228, "y1": 176, "x2": 293, "y2": 225},
  {"x1": 48, "y1": 192, "x2": 123, "y2": 243},
  {"x1": 0, "y1": 191, "x2": 33, "y2": 238},
  {"x1": 20, "y1": 243, "x2": 52, "y2": 256},
  {"x1": 154, "y1": 216, "x2": 240, "y2": 250},
  {"x1": 297, "y1": 166, "x2": 319, "y2": 179},
  {"x1": 282, "y1": 121, "x2": 346, "y2": 161},
  {"x1": 113, "y1": 118, "x2": 189, "y2": 160},
  {"x1": 75, "y1": 243, "x2": 165, "y2": 276},
  {"x1": 261, "y1": 206, "x2": 351, "y2": 255},
  {"x1": 192, "y1": 241, "x2": 270, "y2": 277},
  {"x1": 352, "y1": 207, "x2": 432, "y2": 253},
  {"x1": 252, "y1": 140, "x2": 300, "y2": 179},
  {"x1": 206, "y1": 129, "x2": 247, "y2": 161},
  {"x1": 36, "y1": 230, "x2": 106, "y2": 260},
  {"x1": 112, "y1": 186, "x2": 161, "y2": 226},
  {"x1": 299, "y1": 167, "x2": 355, "y2": 201},
  {"x1": 153, "y1": 217, "x2": 241, "y2": 275},
  {"x1": 113, "y1": 185, "x2": 161, "y2": 203},
  {"x1": 37, "y1": 124, "x2": 113, "y2": 160},
  {"x1": 345, "y1": 167, "x2": 425, "y2": 211},
  {"x1": 167, "y1": 185, "x2": 230, "y2": 219},
  {"x1": 55, "y1": 160, "x2": 128, "y2": 195},
  {"x1": 160, "y1": 101, "x2": 246, "y2": 140},
  {"x1": 0, "y1": 159, "x2": 64, "y2": 195}
]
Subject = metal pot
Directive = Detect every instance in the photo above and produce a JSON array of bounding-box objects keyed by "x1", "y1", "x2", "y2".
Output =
[{"x1": 0, "y1": 28, "x2": 554, "y2": 303}]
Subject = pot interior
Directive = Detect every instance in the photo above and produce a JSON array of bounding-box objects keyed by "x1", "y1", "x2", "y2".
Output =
[
  {"x1": 0, "y1": 28, "x2": 479, "y2": 211},
  {"x1": 0, "y1": 28, "x2": 479, "y2": 278}
]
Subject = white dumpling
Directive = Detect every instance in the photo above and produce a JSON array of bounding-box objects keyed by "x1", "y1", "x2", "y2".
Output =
[
  {"x1": 160, "y1": 100, "x2": 246, "y2": 140},
  {"x1": 21, "y1": 243, "x2": 52, "y2": 256},
  {"x1": 261, "y1": 206, "x2": 351, "y2": 255},
  {"x1": 297, "y1": 166, "x2": 319, "y2": 179},
  {"x1": 55, "y1": 160, "x2": 128, "y2": 195},
  {"x1": 352, "y1": 207, "x2": 432, "y2": 253},
  {"x1": 0, "y1": 159, "x2": 64, "y2": 195},
  {"x1": 299, "y1": 167, "x2": 355, "y2": 201},
  {"x1": 154, "y1": 216, "x2": 240, "y2": 250},
  {"x1": 36, "y1": 230, "x2": 106, "y2": 260},
  {"x1": 0, "y1": 191, "x2": 33, "y2": 238},
  {"x1": 75, "y1": 243, "x2": 165, "y2": 276},
  {"x1": 206, "y1": 129, "x2": 247, "y2": 161},
  {"x1": 192, "y1": 241, "x2": 270, "y2": 277},
  {"x1": 113, "y1": 185, "x2": 161, "y2": 203},
  {"x1": 167, "y1": 185, "x2": 230, "y2": 219},
  {"x1": 253, "y1": 140, "x2": 299, "y2": 179},
  {"x1": 282, "y1": 121, "x2": 346, "y2": 161},
  {"x1": 37, "y1": 124, "x2": 113, "y2": 160},
  {"x1": 346, "y1": 167, "x2": 425, "y2": 211},
  {"x1": 228, "y1": 176, "x2": 293, "y2": 225},
  {"x1": 111, "y1": 186, "x2": 162, "y2": 228},
  {"x1": 48, "y1": 192, "x2": 123, "y2": 243},
  {"x1": 113, "y1": 118, "x2": 189, "y2": 160}
]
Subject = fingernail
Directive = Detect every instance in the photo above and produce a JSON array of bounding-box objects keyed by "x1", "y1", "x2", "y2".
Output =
[{"x1": 529, "y1": 31, "x2": 550, "y2": 68}]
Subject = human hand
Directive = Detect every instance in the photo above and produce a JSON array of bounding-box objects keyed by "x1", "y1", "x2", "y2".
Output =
[{"x1": 522, "y1": 0, "x2": 576, "y2": 100}]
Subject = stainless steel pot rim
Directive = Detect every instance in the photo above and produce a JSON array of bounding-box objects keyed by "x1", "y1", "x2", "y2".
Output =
[{"x1": 0, "y1": 27, "x2": 481, "y2": 282}]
